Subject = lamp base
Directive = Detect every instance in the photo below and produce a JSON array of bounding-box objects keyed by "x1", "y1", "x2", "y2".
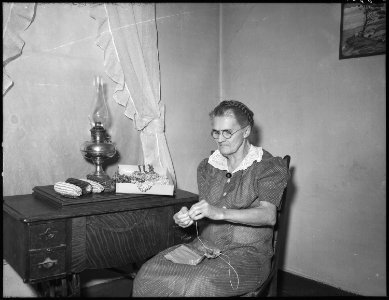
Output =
[
  {"x1": 88, "y1": 172, "x2": 111, "y2": 181},
  {"x1": 80, "y1": 122, "x2": 116, "y2": 183},
  {"x1": 89, "y1": 156, "x2": 112, "y2": 181}
]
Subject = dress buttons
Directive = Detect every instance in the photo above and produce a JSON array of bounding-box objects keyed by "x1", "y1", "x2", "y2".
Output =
[{"x1": 223, "y1": 192, "x2": 227, "y2": 196}]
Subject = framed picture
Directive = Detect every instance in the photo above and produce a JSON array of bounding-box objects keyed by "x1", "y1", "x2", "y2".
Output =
[{"x1": 339, "y1": 2, "x2": 386, "y2": 59}]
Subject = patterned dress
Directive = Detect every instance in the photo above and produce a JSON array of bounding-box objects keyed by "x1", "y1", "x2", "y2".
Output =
[{"x1": 132, "y1": 145, "x2": 289, "y2": 297}]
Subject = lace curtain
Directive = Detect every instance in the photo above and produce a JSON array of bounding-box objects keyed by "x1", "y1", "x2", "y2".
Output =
[
  {"x1": 3, "y1": 3, "x2": 36, "y2": 95},
  {"x1": 90, "y1": 3, "x2": 176, "y2": 185}
]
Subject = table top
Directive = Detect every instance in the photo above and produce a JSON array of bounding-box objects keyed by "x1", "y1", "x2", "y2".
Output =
[{"x1": 3, "y1": 189, "x2": 198, "y2": 223}]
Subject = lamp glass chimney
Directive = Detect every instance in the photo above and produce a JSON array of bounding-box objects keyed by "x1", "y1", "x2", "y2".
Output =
[{"x1": 92, "y1": 75, "x2": 109, "y2": 128}]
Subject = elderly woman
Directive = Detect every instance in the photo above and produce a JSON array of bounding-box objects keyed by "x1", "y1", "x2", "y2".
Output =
[{"x1": 132, "y1": 100, "x2": 289, "y2": 297}]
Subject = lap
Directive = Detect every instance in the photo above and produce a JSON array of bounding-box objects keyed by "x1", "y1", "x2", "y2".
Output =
[{"x1": 133, "y1": 243, "x2": 270, "y2": 297}]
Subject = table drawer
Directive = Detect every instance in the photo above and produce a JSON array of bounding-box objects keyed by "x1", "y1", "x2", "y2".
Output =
[
  {"x1": 29, "y1": 221, "x2": 66, "y2": 249},
  {"x1": 29, "y1": 247, "x2": 66, "y2": 280}
]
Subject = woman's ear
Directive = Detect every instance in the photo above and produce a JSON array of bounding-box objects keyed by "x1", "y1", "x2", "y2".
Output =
[{"x1": 243, "y1": 126, "x2": 251, "y2": 138}]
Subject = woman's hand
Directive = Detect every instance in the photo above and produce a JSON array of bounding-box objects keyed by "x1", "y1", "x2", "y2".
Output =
[
  {"x1": 188, "y1": 199, "x2": 224, "y2": 221},
  {"x1": 173, "y1": 206, "x2": 194, "y2": 228}
]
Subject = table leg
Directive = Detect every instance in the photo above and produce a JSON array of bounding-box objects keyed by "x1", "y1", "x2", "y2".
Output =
[
  {"x1": 61, "y1": 278, "x2": 67, "y2": 297},
  {"x1": 49, "y1": 283, "x2": 55, "y2": 297},
  {"x1": 34, "y1": 281, "x2": 50, "y2": 297},
  {"x1": 70, "y1": 273, "x2": 80, "y2": 297},
  {"x1": 33, "y1": 274, "x2": 80, "y2": 297}
]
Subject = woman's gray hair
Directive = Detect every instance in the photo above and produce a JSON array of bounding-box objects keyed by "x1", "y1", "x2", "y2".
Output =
[{"x1": 209, "y1": 100, "x2": 254, "y2": 128}]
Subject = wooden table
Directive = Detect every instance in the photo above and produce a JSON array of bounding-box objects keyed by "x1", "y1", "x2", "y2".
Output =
[{"x1": 3, "y1": 188, "x2": 198, "y2": 297}]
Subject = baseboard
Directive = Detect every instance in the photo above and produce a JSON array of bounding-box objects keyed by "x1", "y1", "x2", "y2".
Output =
[
  {"x1": 278, "y1": 268, "x2": 361, "y2": 296},
  {"x1": 280, "y1": 267, "x2": 331, "y2": 285}
]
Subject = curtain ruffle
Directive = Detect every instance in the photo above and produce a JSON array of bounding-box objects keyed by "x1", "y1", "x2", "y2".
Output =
[
  {"x1": 90, "y1": 3, "x2": 176, "y2": 185},
  {"x1": 90, "y1": 3, "x2": 161, "y2": 131},
  {"x1": 90, "y1": 4, "x2": 138, "y2": 126},
  {"x1": 3, "y1": 3, "x2": 36, "y2": 95}
]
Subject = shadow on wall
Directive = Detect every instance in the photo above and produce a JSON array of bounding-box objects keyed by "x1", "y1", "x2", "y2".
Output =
[
  {"x1": 249, "y1": 124, "x2": 262, "y2": 147},
  {"x1": 278, "y1": 163, "x2": 297, "y2": 271}
]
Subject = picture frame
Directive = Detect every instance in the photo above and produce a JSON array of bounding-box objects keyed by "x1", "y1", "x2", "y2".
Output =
[{"x1": 339, "y1": 2, "x2": 386, "y2": 59}]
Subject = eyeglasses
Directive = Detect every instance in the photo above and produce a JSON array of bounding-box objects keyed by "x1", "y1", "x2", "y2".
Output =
[{"x1": 211, "y1": 127, "x2": 246, "y2": 139}]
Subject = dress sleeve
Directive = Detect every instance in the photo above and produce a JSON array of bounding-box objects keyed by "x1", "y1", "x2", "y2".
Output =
[
  {"x1": 255, "y1": 157, "x2": 290, "y2": 209},
  {"x1": 197, "y1": 158, "x2": 209, "y2": 200}
]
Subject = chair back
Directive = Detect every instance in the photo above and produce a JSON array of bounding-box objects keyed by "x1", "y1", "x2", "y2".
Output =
[
  {"x1": 270, "y1": 155, "x2": 290, "y2": 290},
  {"x1": 273, "y1": 155, "x2": 290, "y2": 260}
]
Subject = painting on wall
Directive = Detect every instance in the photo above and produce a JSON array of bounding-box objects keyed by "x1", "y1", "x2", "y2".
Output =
[{"x1": 339, "y1": 2, "x2": 386, "y2": 59}]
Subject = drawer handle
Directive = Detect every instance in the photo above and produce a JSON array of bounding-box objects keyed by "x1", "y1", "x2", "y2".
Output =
[
  {"x1": 37, "y1": 257, "x2": 58, "y2": 269},
  {"x1": 39, "y1": 228, "x2": 58, "y2": 240}
]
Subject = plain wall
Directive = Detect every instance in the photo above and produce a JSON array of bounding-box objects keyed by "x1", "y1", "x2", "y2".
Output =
[
  {"x1": 221, "y1": 3, "x2": 386, "y2": 296},
  {"x1": 156, "y1": 3, "x2": 220, "y2": 192}
]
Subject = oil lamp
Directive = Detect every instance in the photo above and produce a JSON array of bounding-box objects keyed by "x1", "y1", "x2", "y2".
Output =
[{"x1": 80, "y1": 76, "x2": 116, "y2": 180}]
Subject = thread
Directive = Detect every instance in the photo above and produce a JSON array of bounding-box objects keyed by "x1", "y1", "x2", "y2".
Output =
[{"x1": 195, "y1": 221, "x2": 239, "y2": 290}]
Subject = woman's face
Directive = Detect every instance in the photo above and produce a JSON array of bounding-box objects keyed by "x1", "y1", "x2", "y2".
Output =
[{"x1": 211, "y1": 115, "x2": 248, "y2": 157}]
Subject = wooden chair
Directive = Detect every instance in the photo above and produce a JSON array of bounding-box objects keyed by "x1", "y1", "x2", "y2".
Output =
[{"x1": 241, "y1": 155, "x2": 291, "y2": 297}]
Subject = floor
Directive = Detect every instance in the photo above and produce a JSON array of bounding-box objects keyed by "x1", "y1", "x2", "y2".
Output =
[{"x1": 80, "y1": 265, "x2": 361, "y2": 297}]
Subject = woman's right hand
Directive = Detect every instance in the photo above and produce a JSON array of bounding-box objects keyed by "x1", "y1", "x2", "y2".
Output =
[{"x1": 173, "y1": 206, "x2": 194, "y2": 228}]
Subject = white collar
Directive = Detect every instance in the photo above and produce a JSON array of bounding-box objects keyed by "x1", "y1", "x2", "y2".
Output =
[{"x1": 208, "y1": 144, "x2": 263, "y2": 173}]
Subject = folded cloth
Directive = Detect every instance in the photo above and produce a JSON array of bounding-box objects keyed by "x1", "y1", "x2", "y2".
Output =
[{"x1": 164, "y1": 244, "x2": 205, "y2": 265}]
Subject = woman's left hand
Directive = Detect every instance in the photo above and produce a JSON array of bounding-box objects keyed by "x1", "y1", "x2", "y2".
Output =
[{"x1": 188, "y1": 199, "x2": 224, "y2": 221}]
